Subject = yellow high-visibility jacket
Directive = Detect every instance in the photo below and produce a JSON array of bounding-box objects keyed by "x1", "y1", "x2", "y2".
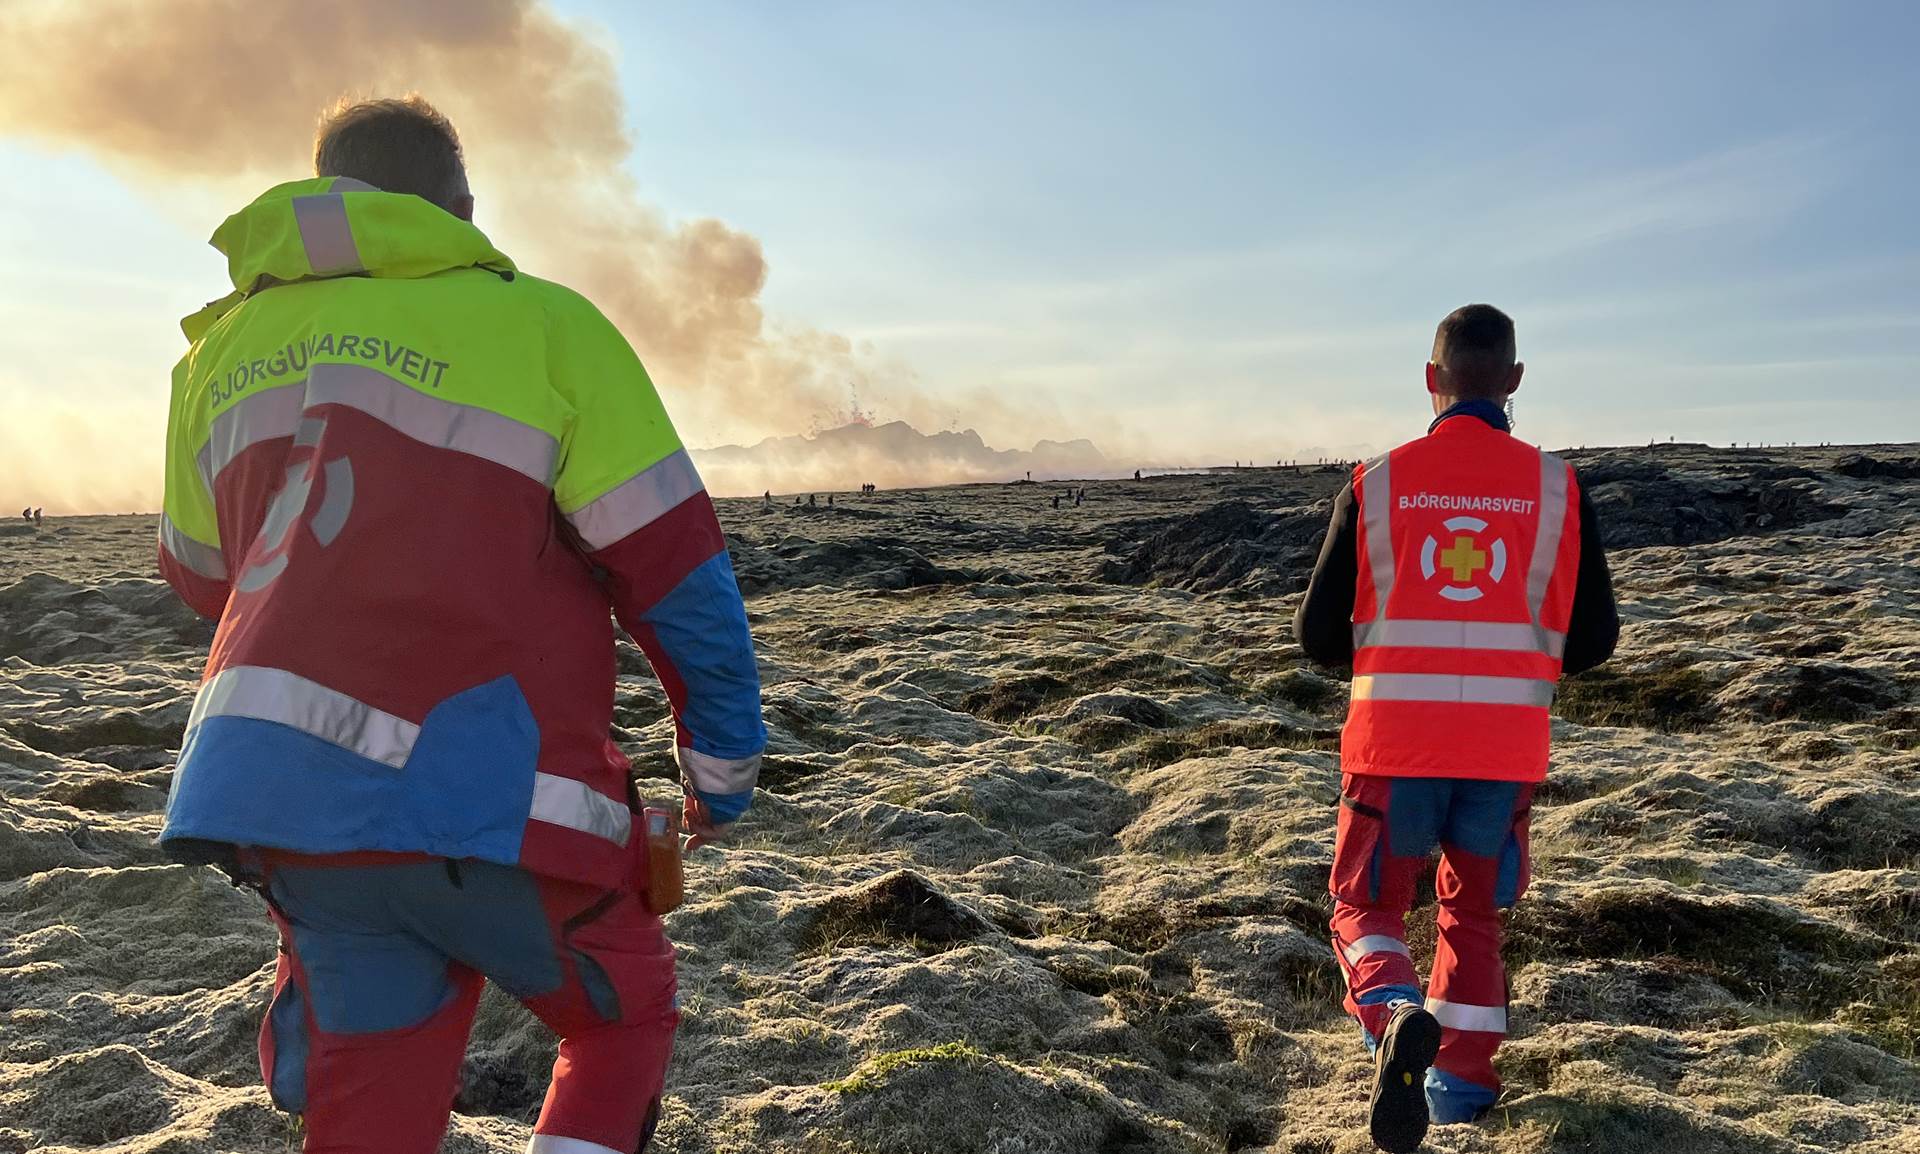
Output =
[{"x1": 159, "y1": 177, "x2": 764, "y2": 888}]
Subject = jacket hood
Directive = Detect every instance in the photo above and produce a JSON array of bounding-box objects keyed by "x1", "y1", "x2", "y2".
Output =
[{"x1": 182, "y1": 176, "x2": 515, "y2": 341}]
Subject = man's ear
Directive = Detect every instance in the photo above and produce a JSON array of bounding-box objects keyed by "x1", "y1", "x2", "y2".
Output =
[
  {"x1": 1507, "y1": 361, "x2": 1524, "y2": 396},
  {"x1": 1426, "y1": 361, "x2": 1442, "y2": 394},
  {"x1": 450, "y1": 193, "x2": 476, "y2": 222}
]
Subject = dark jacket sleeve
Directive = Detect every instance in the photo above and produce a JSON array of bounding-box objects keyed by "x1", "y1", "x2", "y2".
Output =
[
  {"x1": 1293, "y1": 482, "x2": 1358, "y2": 668},
  {"x1": 1559, "y1": 486, "x2": 1619, "y2": 676}
]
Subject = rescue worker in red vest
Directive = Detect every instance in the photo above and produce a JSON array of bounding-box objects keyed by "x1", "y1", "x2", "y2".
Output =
[
  {"x1": 1294, "y1": 304, "x2": 1618, "y2": 1152},
  {"x1": 156, "y1": 96, "x2": 766, "y2": 1154}
]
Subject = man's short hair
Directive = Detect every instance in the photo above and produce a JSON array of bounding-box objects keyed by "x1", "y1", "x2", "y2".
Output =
[
  {"x1": 314, "y1": 95, "x2": 466, "y2": 212},
  {"x1": 1432, "y1": 303, "x2": 1517, "y2": 397}
]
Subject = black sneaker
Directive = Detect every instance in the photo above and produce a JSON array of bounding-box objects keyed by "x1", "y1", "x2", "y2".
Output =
[{"x1": 1369, "y1": 1002, "x2": 1442, "y2": 1153}]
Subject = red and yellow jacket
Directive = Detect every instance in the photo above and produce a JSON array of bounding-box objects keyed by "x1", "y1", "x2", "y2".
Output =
[{"x1": 158, "y1": 177, "x2": 764, "y2": 889}]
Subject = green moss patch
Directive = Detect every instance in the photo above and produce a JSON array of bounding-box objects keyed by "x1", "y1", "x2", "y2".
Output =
[
  {"x1": 800, "y1": 870, "x2": 997, "y2": 955},
  {"x1": 1556, "y1": 665, "x2": 1718, "y2": 732},
  {"x1": 1116, "y1": 720, "x2": 1337, "y2": 770},
  {"x1": 1507, "y1": 890, "x2": 1889, "y2": 1015},
  {"x1": 961, "y1": 674, "x2": 1074, "y2": 723},
  {"x1": 825, "y1": 1041, "x2": 988, "y2": 1094}
]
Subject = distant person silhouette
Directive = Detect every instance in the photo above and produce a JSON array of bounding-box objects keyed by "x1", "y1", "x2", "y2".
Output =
[
  {"x1": 807, "y1": 493, "x2": 817, "y2": 507},
  {"x1": 826, "y1": 495, "x2": 833, "y2": 507},
  {"x1": 1133, "y1": 469, "x2": 1141, "y2": 480},
  {"x1": 33, "y1": 508, "x2": 43, "y2": 526},
  {"x1": 1051, "y1": 494, "x2": 1060, "y2": 509}
]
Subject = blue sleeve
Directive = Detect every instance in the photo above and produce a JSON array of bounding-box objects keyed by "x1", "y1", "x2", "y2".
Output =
[{"x1": 636, "y1": 552, "x2": 766, "y2": 821}]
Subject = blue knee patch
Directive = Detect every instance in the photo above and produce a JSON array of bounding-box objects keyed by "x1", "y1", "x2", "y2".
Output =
[
  {"x1": 1495, "y1": 831, "x2": 1524, "y2": 908},
  {"x1": 266, "y1": 977, "x2": 309, "y2": 1113},
  {"x1": 1426, "y1": 1067, "x2": 1498, "y2": 1123},
  {"x1": 1385, "y1": 778, "x2": 1448, "y2": 858},
  {"x1": 569, "y1": 947, "x2": 623, "y2": 1023},
  {"x1": 289, "y1": 925, "x2": 459, "y2": 1034},
  {"x1": 1443, "y1": 780, "x2": 1523, "y2": 858},
  {"x1": 408, "y1": 859, "x2": 565, "y2": 1000},
  {"x1": 271, "y1": 868, "x2": 461, "y2": 1035}
]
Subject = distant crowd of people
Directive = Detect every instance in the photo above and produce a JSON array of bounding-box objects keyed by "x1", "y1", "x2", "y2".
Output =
[
  {"x1": 739, "y1": 437, "x2": 1825, "y2": 523},
  {"x1": 760, "y1": 482, "x2": 890, "y2": 511}
]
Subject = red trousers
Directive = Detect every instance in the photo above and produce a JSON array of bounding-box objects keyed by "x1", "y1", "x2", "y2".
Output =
[
  {"x1": 1328, "y1": 772, "x2": 1532, "y2": 1091},
  {"x1": 255, "y1": 855, "x2": 677, "y2": 1154}
]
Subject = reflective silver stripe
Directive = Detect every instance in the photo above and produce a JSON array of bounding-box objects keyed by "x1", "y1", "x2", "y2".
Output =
[
  {"x1": 235, "y1": 552, "x2": 289, "y2": 594},
  {"x1": 158, "y1": 514, "x2": 225, "y2": 579},
  {"x1": 188, "y1": 666, "x2": 418, "y2": 769},
  {"x1": 567, "y1": 449, "x2": 706, "y2": 552},
  {"x1": 1358, "y1": 452, "x2": 1395, "y2": 611},
  {"x1": 1341, "y1": 934, "x2": 1412, "y2": 966},
  {"x1": 528, "y1": 773, "x2": 631, "y2": 847},
  {"x1": 1354, "y1": 618, "x2": 1566, "y2": 658},
  {"x1": 253, "y1": 463, "x2": 311, "y2": 556},
  {"x1": 677, "y1": 746, "x2": 761, "y2": 796},
  {"x1": 292, "y1": 192, "x2": 364, "y2": 275},
  {"x1": 527, "y1": 1134, "x2": 626, "y2": 1154},
  {"x1": 1426, "y1": 997, "x2": 1507, "y2": 1034},
  {"x1": 1525, "y1": 452, "x2": 1571, "y2": 630},
  {"x1": 1350, "y1": 673, "x2": 1554, "y2": 707},
  {"x1": 305, "y1": 362, "x2": 558, "y2": 484},
  {"x1": 310, "y1": 457, "x2": 354, "y2": 545},
  {"x1": 199, "y1": 384, "x2": 307, "y2": 487}
]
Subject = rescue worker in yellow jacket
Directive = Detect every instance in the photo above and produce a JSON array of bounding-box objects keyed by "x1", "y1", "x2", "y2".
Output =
[{"x1": 157, "y1": 96, "x2": 765, "y2": 1154}]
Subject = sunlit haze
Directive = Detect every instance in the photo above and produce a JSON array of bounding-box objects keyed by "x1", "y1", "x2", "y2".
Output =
[{"x1": 2, "y1": 0, "x2": 1916, "y2": 511}]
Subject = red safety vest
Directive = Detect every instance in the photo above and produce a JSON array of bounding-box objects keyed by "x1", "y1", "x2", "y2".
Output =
[{"x1": 1342, "y1": 415, "x2": 1582, "y2": 781}]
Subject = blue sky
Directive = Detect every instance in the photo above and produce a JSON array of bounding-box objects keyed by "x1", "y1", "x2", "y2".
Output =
[
  {"x1": 1, "y1": 1, "x2": 1916, "y2": 510},
  {"x1": 573, "y1": 1, "x2": 1919, "y2": 454}
]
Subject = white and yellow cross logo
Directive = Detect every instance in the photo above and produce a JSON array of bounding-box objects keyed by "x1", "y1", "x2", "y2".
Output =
[{"x1": 1420, "y1": 516, "x2": 1507, "y2": 602}]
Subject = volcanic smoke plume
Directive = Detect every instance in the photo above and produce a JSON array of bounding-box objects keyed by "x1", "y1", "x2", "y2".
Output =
[{"x1": 0, "y1": 0, "x2": 1031, "y2": 501}]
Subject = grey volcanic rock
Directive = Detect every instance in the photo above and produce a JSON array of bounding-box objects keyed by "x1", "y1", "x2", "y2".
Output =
[
  {"x1": 729, "y1": 535, "x2": 973, "y2": 594},
  {"x1": 4, "y1": 443, "x2": 1919, "y2": 1153},
  {"x1": 1834, "y1": 453, "x2": 1920, "y2": 480},
  {"x1": 1572, "y1": 454, "x2": 1847, "y2": 548},
  {"x1": 1095, "y1": 499, "x2": 1334, "y2": 595},
  {"x1": 801, "y1": 869, "x2": 999, "y2": 952}
]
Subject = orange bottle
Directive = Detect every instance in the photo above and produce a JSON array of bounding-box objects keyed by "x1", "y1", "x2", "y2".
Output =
[{"x1": 641, "y1": 807, "x2": 684, "y2": 915}]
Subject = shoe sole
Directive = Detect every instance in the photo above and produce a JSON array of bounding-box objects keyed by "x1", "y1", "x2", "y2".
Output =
[{"x1": 1369, "y1": 1007, "x2": 1441, "y2": 1153}]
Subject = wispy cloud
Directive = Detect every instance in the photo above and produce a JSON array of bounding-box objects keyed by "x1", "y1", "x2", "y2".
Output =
[{"x1": 1470, "y1": 134, "x2": 1843, "y2": 265}]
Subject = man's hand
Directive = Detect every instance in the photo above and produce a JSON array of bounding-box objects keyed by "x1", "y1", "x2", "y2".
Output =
[{"x1": 681, "y1": 790, "x2": 733, "y2": 854}]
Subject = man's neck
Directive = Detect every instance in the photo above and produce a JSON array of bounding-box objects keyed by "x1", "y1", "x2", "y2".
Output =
[{"x1": 1429, "y1": 396, "x2": 1510, "y2": 434}]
